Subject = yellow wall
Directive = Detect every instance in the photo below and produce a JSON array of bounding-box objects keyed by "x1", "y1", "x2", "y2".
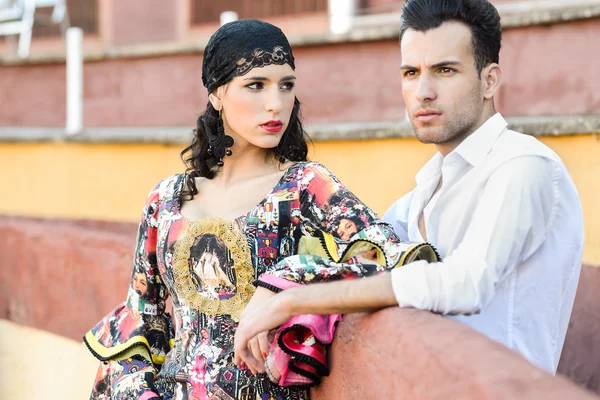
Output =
[{"x1": 1, "y1": 135, "x2": 598, "y2": 263}]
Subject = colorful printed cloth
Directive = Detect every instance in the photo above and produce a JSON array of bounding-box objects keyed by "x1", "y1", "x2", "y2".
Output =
[{"x1": 84, "y1": 162, "x2": 434, "y2": 400}]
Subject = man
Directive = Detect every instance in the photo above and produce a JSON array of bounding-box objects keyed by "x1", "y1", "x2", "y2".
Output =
[{"x1": 234, "y1": 0, "x2": 583, "y2": 375}]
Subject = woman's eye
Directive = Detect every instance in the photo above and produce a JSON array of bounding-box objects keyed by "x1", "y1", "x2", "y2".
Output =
[
  {"x1": 246, "y1": 82, "x2": 264, "y2": 90},
  {"x1": 281, "y1": 82, "x2": 295, "y2": 91}
]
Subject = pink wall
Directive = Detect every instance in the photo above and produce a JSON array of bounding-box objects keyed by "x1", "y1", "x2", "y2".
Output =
[
  {"x1": 0, "y1": 215, "x2": 599, "y2": 394},
  {"x1": 314, "y1": 310, "x2": 598, "y2": 400},
  {"x1": 109, "y1": 0, "x2": 179, "y2": 46},
  {"x1": 1, "y1": 19, "x2": 599, "y2": 127}
]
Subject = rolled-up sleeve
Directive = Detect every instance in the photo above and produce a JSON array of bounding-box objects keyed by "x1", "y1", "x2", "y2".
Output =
[{"x1": 391, "y1": 156, "x2": 558, "y2": 314}]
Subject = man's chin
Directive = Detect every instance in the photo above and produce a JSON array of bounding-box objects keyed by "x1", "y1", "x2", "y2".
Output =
[{"x1": 414, "y1": 128, "x2": 443, "y2": 144}]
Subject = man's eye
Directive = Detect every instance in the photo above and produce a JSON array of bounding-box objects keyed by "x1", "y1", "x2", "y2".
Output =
[{"x1": 440, "y1": 68, "x2": 455, "y2": 74}]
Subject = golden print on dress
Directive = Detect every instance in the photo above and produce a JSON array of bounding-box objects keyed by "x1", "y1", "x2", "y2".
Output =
[{"x1": 171, "y1": 218, "x2": 255, "y2": 321}]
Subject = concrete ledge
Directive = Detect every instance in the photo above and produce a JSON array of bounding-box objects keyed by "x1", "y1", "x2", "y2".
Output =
[
  {"x1": 1, "y1": 214, "x2": 599, "y2": 396},
  {"x1": 497, "y1": 0, "x2": 600, "y2": 29},
  {"x1": 0, "y1": 115, "x2": 598, "y2": 144},
  {"x1": 0, "y1": 319, "x2": 99, "y2": 400},
  {"x1": 312, "y1": 308, "x2": 599, "y2": 400},
  {"x1": 1, "y1": 0, "x2": 599, "y2": 66}
]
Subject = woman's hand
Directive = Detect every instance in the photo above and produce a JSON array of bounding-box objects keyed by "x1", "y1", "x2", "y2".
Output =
[{"x1": 235, "y1": 288, "x2": 294, "y2": 374}]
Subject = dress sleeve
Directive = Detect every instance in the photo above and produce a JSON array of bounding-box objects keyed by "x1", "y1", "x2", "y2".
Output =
[
  {"x1": 258, "y1": 163, "x2": 439, "y2": 288},
  {"x1": 84, "y1": 183, "x2": 174, "y2": 399}
]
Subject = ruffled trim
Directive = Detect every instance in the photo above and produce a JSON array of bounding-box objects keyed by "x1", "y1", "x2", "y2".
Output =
[
  {"x1": 265, "y1": 313, "x2": 341, "y2": 388},
  {"x1": 298, "y1": 226, "x2": 440, "y2": 269},
  {"x1": 398, "y1": 242, "x2": 441, "y2": 265},
  {"x1": 256, "y1": 274, "x2": 302, "y2": 292},
  {"x1": 83, "y1": 303, "x2": 174, "y2": 365}
]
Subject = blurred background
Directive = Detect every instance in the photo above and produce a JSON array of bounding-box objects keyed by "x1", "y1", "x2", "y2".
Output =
[{"x1": 0, "y1": 0, "x2": 599, "y2": 399}]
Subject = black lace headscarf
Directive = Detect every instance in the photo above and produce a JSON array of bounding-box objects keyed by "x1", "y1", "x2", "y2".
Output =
[
  {"x1": 202, "y1": 19, "x2": 295, "y2": 93},
  {"x1": 180, "y1": 19, "x2": 310, "y2": 199}
]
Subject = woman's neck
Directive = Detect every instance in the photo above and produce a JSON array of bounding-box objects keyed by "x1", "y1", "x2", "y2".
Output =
[{"x1": 212, "y1": 146, "x2": 278, "y2": 186}]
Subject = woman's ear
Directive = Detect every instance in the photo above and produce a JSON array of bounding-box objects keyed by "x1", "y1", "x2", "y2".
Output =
[{"x1": 209, "y1": 92, "x2": 222, "y2": 111}]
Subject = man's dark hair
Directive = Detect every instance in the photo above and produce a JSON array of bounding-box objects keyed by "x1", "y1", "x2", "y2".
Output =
[{"x1": 399, "y1": 0, "x2": 502, "y2": 73}]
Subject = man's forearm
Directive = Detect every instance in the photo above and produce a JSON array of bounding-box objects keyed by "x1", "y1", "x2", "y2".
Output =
[{"x1": 280, "y1": 272, "x2": 398, "y2": 316}]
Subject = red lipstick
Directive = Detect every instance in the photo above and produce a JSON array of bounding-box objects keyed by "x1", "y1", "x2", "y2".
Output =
[{"x1": 260, "y1": 120, "x2": 283, "y2": 133}]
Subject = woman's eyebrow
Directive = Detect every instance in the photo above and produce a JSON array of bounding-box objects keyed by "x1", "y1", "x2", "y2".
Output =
[{"x1": 243, "y1": 75, "x2": 297, "y2": 81}]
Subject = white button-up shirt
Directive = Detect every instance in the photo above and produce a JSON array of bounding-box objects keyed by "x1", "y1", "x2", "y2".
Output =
[{"x1": 383, "y1": 113, "x2": 583, "y2": 373}]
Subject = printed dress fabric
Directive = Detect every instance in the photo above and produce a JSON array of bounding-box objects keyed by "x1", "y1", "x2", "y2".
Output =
[{"x1": 84, "y1": 162, "x2": 418, "y2": 400}]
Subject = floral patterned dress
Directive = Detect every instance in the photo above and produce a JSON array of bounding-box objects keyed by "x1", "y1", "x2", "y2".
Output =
[{"x1": 84, "y1": 162, "x2": 433, "y2": 400}]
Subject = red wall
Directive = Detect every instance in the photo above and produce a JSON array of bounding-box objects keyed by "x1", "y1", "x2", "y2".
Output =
[
  {"x1": 0, "y1": 215, "x2": 599, "y2": 394},
  {"x1": 1, "y1": 19, "x2": 599, "y2": 127}
]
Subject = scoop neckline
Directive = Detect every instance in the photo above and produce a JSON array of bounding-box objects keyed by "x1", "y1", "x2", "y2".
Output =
[{"x1": 176, "y1": 162, "x2": 303, "y2": 225}]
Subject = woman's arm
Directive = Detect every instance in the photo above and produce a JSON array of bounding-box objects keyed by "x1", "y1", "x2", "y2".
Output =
[
  {"x1": 235, "y1": 273, "x2": 396, "y2": 373},
  {"x1": 84, "y1": 181, "x2": 173, "y2": 399},
  {"x1": 239, "y1": 163, "x2": 436, "y2": 373}
]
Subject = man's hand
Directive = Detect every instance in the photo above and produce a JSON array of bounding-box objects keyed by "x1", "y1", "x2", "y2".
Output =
[{"x1": 235, "y1": 288, "x2": 294, "y2": 374}]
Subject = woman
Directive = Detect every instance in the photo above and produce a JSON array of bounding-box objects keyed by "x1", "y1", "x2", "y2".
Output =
[{"x1": 84, "y1": 19, "x2": 435, "y2": 400}]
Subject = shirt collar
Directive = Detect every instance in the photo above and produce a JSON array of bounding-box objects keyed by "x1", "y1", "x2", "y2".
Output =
[
  {"x1": 415, "y1": 113, "x2": 507, "y2": 185},
  {"x1": 452, "y1": 113, "x2": 507, "y2": 167},
  {"x1": 415, "y1": 152, "x2": 443, "y2": 185}
]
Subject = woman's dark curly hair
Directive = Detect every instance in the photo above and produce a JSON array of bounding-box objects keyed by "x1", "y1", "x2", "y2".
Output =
[{"x1": 180, "y1": 97, "x2": 310, "y2": 200}]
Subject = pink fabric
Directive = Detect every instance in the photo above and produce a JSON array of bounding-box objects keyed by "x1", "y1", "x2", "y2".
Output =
[
  {"x1": 281, "y1": 313, "x2": 341, "y2": 346},
  {"x1": 139, "y1": 391, "x2": 159, "y2": 400},
  {"x1": 258, "y1": 274, "x2": 301, "y2": 291},
  {"x1": 190, "y1": 354, "x2": 208, "y2": 399},
  {"x1": 265, "y1": 312, "x2": 342, "y2": 387}
]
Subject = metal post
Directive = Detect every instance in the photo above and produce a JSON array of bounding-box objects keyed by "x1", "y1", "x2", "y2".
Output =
[
  {"x1": 328, "y1": 0, "x2": 356, "y2": 34},
  {"x1": 66, "y1": 27, "x2": 83, "y2": 135},
  {"x1": 220, "y1": 11, "x2": 238, "y2": 26}
]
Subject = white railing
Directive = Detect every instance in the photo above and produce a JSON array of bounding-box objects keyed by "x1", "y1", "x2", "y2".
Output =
[{"x1": 0, "y1": 0, "x2": 69, "y2": 58}]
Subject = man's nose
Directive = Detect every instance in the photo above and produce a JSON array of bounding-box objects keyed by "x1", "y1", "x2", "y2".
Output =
[{"x1": 415, "y1": 74, "x2": 437, "y2": 103}]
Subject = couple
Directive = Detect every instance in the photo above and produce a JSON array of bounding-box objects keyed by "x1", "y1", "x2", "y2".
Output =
[{"x1": 84, "y1": 0, "x2": 583, "y2": 399}]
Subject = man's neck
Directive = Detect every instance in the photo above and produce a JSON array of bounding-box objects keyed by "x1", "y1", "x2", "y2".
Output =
[{"x1": 436, "y1": 108, "x2": 497, "y2": 157}]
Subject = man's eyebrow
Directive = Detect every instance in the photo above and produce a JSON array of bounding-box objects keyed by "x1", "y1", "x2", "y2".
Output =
[
  {"x1": 400, "y1": 61, "x2": 464, "y2": 70},
  {"x1": 400, "y1": 64, "x2": 417, "y2": 70},
  {"x1": 431, "y1": 61, "x2": 463, "y2": 69}
]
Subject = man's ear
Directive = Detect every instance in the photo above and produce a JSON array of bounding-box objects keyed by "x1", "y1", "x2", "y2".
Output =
[{"x1": 482, "y1": 63, "x2": 501, "y2": 100}]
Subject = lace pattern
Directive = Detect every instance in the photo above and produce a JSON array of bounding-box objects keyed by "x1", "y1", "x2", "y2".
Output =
[{"x1": 236, "y1": 45, "x2": 294, "y2": 76}]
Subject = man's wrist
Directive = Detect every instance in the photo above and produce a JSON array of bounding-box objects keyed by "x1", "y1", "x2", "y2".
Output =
[{"x1": 277, "y1": 287, "x2": 299, "y2": 318}]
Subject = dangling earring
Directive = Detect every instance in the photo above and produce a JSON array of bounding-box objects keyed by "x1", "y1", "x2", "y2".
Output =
[
  {"x1": 274, "y1": 146, "x2": 287, "y2": 163},
  {"x1": 208, "y1": 109, "x2": 234, "y2": 167}
]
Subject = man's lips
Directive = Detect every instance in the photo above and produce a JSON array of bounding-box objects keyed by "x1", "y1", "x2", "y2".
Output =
[{"x1": 414, "y1": 110, "x2": 442, "y2": 122}]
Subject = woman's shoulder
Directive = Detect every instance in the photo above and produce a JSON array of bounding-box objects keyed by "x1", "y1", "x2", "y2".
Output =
[
  {"x1": 147, "y1": 173, "x2": 186, "y2": 203},
  {"x1": 287, "y1": 161, "x2": 336, "y2": 180}
]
